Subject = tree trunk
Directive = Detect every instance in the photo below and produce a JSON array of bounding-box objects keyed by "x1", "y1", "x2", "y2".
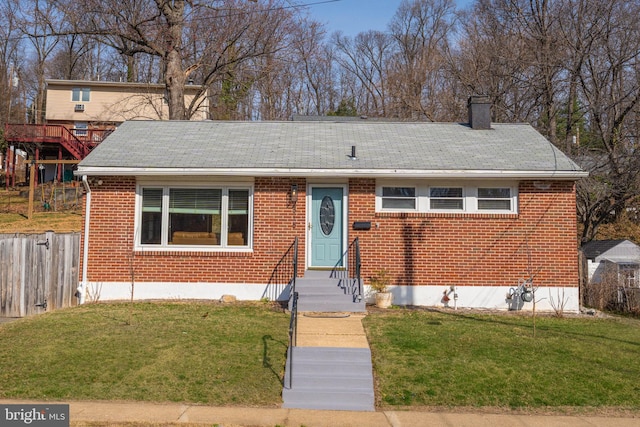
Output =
[{"x1": 165, "y1": 49, "x2": 186, "y2": 120}]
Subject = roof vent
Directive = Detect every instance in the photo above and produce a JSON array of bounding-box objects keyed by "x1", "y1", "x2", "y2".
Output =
[
  {"x1": 348, "y1": 145, "x2": 357, "y2": 160},
  {"x1": 467, "y1": 95, "x2": 491, "y2": 130}
]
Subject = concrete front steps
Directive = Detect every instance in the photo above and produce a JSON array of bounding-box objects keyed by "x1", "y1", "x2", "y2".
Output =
[
  {"x1": 282, "y1": 270, "x2": 373, "y2": 411},
  {"x1": 282, "y1": 346, "x2": 375, "y2": 411},
  {"x1": 293, "y1": 270, "x2": 365, "y2": 313}
]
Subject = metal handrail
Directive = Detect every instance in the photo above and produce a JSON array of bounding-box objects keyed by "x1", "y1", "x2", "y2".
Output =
[
  {"x1": 266, "y1": 237, "x2": 298, "y2": 300},
  {"x1": 287, "y1": 291, "x2": 298, "y2": 389},
  {"x1": 268, "y1": 237, "x2": 299, "y2": 389},
  {"x1": 330, "y1": 237, "x2": 362, "y2": 302}
]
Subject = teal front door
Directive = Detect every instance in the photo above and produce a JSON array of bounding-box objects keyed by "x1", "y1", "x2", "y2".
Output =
[{"x1": 310, "y1": 187, "x2": 344, "y2": 267}]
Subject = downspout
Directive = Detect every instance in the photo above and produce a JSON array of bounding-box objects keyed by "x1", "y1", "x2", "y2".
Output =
[{"x1": 79, "y1": 175, "x2": 92, "y2": 304}]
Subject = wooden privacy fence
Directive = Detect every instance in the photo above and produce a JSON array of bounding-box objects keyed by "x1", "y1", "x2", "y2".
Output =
[{"x1": 0, "y1": 232, "x2": 79, "y2": 317}]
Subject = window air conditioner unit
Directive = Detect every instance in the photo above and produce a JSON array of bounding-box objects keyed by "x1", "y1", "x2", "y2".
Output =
[{"x1": 74, "y1": 104, "x2": 85, "y2": 112}]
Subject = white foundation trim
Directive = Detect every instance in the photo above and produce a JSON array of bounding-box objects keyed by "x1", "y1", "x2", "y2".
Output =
[
  {"x1": 365, "y1": 285, "x2": 580, "y2": 313},
  {"x1": 84, "y1": 282, "x2": 579, "y2": 313}
]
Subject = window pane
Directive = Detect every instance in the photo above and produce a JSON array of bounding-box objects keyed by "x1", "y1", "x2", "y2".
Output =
[
  {"x1": 430, "y1": 187, "x2": 462, "y2": 198},
  {"x1": 478, "y1": 188, "x2": 510, "y2": 198},
  {"x1": 169, "y1": 188, "x2": 221, "y2": 214},
  {"x1": 431, "y1": 199, "x2": 463, "y2": 210},
  {"x1": 383, "y1": 187, "x2": 415, "y2": 198},
  {"x1": 141, "y1": 188, "x2": 163, "y2": 244},
  {"x1": 478, "y1": 199, "x2": 511, "y2": 210},
  {"x1": 169, "y1": 189, "x2": 221, "y2": 245},
  {"x1": 142, "y1": 188, "x2": 162, "y2": 212},
  {"x1": 228, "y1": 190, "x2": 249, "y2": 246},
  {"x1": 430, "y1": 187, "x2": 463, "y2": 210},
  {"x1": 382, "y1": 198, "x2": 416, "y2": 209},
  {"x1": 382, "y1": 187, "x2": 416, "y2": 210},
  {"x1": 72, "y1": 88, "x2": 81, "y2": 102},
  {"x1": 81, "y1": 88, "x2": 90, "y2": 102}
]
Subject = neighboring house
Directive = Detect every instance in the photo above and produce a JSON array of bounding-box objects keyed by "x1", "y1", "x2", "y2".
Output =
[
  {"x1": 45, "y1": 79, "x2": 210, "y2": 137},
  {"x1": 582, "y1": 239, "x2": 640, "y2": 287},
  {"x1": 75, "y1": 98, "x2": 587, "y2": 312},
  {"x1": 4, "y1": 80, "x2": 210, "y2": 185}
]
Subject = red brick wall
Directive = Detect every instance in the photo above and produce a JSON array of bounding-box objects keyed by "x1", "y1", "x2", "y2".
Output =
[
  {"x1": 81, "y1": 176, "x2": 306, "y2": 283},
  {"x1": 349, "y1": 178, "x2": 579, "y2": 288},
  {"x1": 81, "y1": 176, "x2": 579, "y2": 289}
]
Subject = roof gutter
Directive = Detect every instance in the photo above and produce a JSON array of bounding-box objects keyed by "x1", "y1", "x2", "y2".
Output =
[
  {"x1": 79, "y1": 175, "x2": 91, "y2": 305},
  {"x1": 76, "y1": 167, "x2": 589, "y2": 180}
]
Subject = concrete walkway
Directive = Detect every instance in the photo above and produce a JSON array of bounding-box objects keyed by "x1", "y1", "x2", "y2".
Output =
[
  {"x1": 296, "y1": 313, "x2": 369, "y2": 348},
  {"x1": 1, "y1": 399, "x2": 638, "y2": 426}
]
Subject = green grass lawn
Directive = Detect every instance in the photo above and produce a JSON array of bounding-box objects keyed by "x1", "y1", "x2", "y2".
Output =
[
  {"x1": 363, "y1": 308, "x2": 640, "y2": 411},
  {"x1": 2, "y1": 302, "x2": 640, "y2": 413},
  {"x1": 0, "y1": 302, "x2": 289, "y2": 406}
]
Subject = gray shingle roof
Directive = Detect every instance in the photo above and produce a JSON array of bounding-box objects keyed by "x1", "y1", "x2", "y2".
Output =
[
  {"x1": 581, "y1": 239, "x2": 640, "y2": 261},
  {"x1": 78, "y1": 120, "x2": 585, "y2": 177}
]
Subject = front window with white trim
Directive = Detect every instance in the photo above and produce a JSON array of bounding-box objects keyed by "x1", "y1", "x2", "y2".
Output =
[{"x1": 138, "y1": 184, "x2": 252, "y2": 249}]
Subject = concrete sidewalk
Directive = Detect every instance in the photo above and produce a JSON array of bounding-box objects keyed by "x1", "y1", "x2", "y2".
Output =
[{"x1": 2, "y1": 399, "x2": 638, "y2": 426}]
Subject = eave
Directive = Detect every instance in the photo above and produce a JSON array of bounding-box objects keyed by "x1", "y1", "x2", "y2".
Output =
[{"x1": 75, "y1": 167, "x2": 589, "y2": 180}]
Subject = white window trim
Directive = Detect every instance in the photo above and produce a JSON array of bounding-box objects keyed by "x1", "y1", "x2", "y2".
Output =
[
  {"x1": 74, "y1": 122, "x2": 88, "y2": 137},
  {"x1": 71, "y1": 87, "x2": 91, "y2": 102},
  {"x1": 134, "y1": 182, "x2": 254, "y2": 252},
  {"x1": 428, "y1": 185, "x2": 465, "y2": 212},
  {"x1": 376, "y1": 181, "x2": 518, "y2": 214},
  {"x1": 376, "y1": 183, "x2": 418, "y2": 212}
]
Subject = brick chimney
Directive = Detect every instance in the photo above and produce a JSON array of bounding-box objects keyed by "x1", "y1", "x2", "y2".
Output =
[{"x1": 468, "y1": 95, "x2": 491, "y2": 130}]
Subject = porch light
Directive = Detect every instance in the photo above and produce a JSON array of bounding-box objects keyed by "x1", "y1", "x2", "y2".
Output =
[{"x1": 290, "y1": 184, "x2": 298, "y2": 204}]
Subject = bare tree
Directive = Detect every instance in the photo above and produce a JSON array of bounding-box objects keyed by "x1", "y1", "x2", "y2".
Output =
[
  {"x1": 0, "y1": 0, "x2": 25, "y2": 129},
  {"x1": 333, "y1": 30, "x2": 393, "y2": 117},
  {"x1": 18, "y1": 0, "x2": 62, "y2": 124},
  {"x1": 387, "y1": 0, "x2": 457, "y2": 120},
  {"x1": 573, "y1": 0, "x2": 640, "y2": 243}
]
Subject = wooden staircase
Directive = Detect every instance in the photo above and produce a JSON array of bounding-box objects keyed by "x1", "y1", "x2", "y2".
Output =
[
  {"x1": 282, "y1": 270, "x2": 374, "y2": 412},
  {"x1": 4, "y1": 124, "x2": 106, "y2": 160}
]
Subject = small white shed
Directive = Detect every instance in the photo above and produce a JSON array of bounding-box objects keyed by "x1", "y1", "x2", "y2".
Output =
[{"x1": 581, "y1": 239, "x2": 640, "y2": 287}]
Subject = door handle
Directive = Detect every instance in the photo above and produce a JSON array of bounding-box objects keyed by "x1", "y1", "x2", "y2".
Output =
[{"x1": 308, "y1": 223, "x2": 312, "y2": 230}]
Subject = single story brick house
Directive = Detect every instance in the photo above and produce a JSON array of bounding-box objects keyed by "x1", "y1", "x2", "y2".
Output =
[{"x1": 76, "y1": 99, "x2": 587, "y2": 311}]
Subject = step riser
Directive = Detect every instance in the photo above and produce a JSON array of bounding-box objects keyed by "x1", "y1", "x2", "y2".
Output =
[
  {"x1": 298, "y1": 305, "x2": 366, "y2": 313},
  {"x1": 282, "y1": 391, "x2": 374, "y2": 412},
  {"x1": 290, "y1": 364, "x2": 372, "y2": 376},
  {"x1": 284, "y1": 376, "x2": 373, "y2": 390},
  {"x1": 291, "y1": 347, "x2": 372, "y2": 361}
]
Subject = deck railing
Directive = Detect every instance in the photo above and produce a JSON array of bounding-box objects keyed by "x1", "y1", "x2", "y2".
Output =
[{"x1": 4, "y1": 124, "x2": 110, "y2": 159}]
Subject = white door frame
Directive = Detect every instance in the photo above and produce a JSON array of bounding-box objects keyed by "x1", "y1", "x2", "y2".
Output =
[{"x1": 306, "y1": 183, "x2": 349, "y2": 269}]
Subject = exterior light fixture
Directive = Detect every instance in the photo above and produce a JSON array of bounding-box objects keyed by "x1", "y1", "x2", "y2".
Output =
[{"x1": 290, "y1": 184, "x2": 298, "y2": 204}]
